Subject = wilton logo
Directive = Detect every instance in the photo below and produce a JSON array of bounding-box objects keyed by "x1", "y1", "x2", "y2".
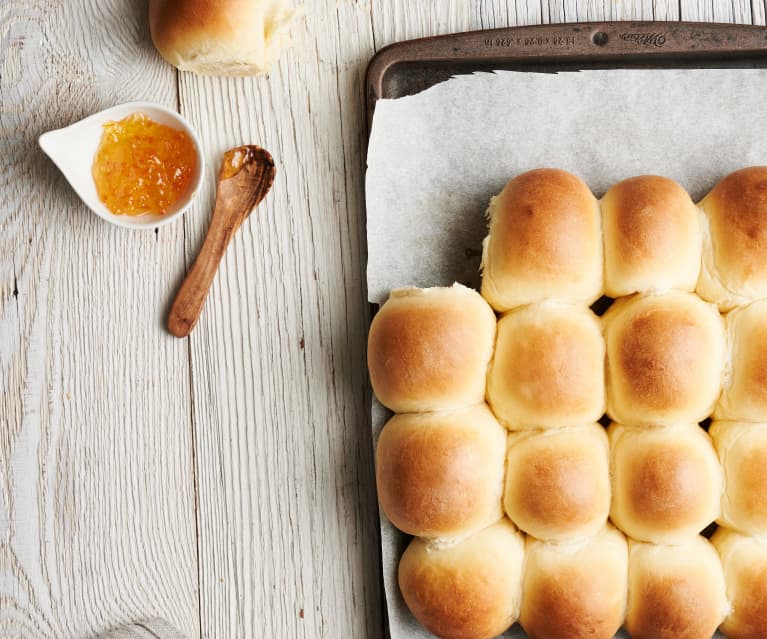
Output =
[{"x1": 619, "y1": 32, "x2": 667, "y2": 47}]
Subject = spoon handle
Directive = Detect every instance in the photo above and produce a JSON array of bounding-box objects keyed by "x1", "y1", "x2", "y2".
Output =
[{"x1": 166, "y1": 211, "x2": 239, "y2": 338}]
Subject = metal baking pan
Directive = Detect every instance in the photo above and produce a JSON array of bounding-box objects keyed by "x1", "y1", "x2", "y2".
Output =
[
  {"x1": 366, "y1": 21, "x2": 767, "y2": 128},
  {"x1": 364, "y1": 19, "x2": 767, "y2": 639}
]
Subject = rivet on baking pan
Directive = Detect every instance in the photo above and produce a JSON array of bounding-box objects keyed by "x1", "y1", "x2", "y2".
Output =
[{"x1": 592, "y1": 31, "x2": 609, "y2": 46}]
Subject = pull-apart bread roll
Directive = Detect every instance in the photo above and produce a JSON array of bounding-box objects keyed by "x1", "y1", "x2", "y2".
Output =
[
  {"x1": 481, "y1": 168, "x2": 602, "y2": 311},
  {"x1": 712, "y1": 528, "x2": 767, "y2": 639},
  {"x1": 376, "y1": 406, "x2": 506, "y2": 540},
  {"x1": 399, "y1": 519, "x2": 525, "y2": 639},
  {"x1": 601, "y1": 175, "x2": 702, "y2": 297},
  {"x1": 625, "y1": 537, "x2": 728, "y2": 639},
  {"x1": 519, "y1": 525, "x2": 628, "y2": 639},
  {"x1": 717, "y1": 300, "x2": 767, "y2": 421},
  {"x1": 487, "y1": 303, "x2": 605, "y2": 429},
  {"x1": 710, "y1": 421, "x2": 767, "y2": 537},
  {"x1": 149, "y1": 0, "x2": 297, "y2": 76},
  {"x1": 503, "y1": 424, "x2": 610, "y2": 542},
  {"x1": 603, "y1": 292, "x2": 725, "y2": 425},
  {"x1": 698, "y1": 166, "x2": 767, "y2": 310},
  {"x1": 609, "y1": 423, "x2": 722, "y2": 544},
  {"x1": 367, "y1": 285, "x2": 496, "y2": 413}
]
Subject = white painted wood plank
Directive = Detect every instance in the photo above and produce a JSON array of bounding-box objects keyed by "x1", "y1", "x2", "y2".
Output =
[
  {"x1": 372, "y1": 0, "x2": 472, "y2": 48},
  {"x1": 0, "y1": 1, "x2": 197, "y2": 637},
  {"x1": 753, "y1": 0, "x2": 767, "y2": 24},
  {"x1": 178, "y1": 2, "x2": 382, "y2": 638}
]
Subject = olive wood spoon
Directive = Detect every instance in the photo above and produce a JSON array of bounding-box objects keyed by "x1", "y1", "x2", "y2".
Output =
[{"x1": 167, "y1": 145, "x2": 276, "y2": 338}]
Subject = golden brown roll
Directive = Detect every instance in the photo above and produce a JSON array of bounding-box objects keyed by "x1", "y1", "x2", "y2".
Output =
[
  {"x1": 608, "y1": 423, "x2": 722, "y2": 543},
  {"x1": 603, "y1": 292, "x2": 725, "y2": 426},
  {"x1": 625, "y1": 537, "x2": 728, "y2": 639},
  {"x1": 519, "y1": 525, "x2": 628, "y2": 639},
  {"x1": 712, "y1": 528, "x2": 767, "y2": 639},
  {"x1": 376, "y1": 405, "x2": 506, "y2": 539},
  {"x1": 486, "y1": 303, "x2": 604, "y2": 429},
  {"x1": 503, "y1": 424, "x2": 609, "y2": 542},
  {"x1": 601, "y1": 175, "x2": 702, "y2": 297},
  {"x1": 399, "y1": 518, "x2": 525, "y2": 639},
  {"x1": 698, "y1": 166, "x2": 767, "y2": 310},
  {"x1": 717, "y1": 300, "x2": 767, "y2": 421},
  {"x1": 149, "y1": 0, "x2": 297, "y2": 76},
  {"x1": 480, "y1": 168, "x2": 602, "y2": 311},
  {"x1": 368, "y1": 285, "x2": 496, "y2": 413},
  {"x1": 710, "y1": 421, "x2": 767, "y2": 536}
]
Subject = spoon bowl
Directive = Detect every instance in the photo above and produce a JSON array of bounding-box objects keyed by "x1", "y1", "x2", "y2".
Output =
[
  {"x1": 38, "y1": 101, "x2": 205, "y2": 230},
  {"x1": 167, "y1": 145, "x2": 276, "y2": 337}
]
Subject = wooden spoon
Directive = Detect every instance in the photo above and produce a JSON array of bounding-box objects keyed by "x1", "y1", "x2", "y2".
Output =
[{"x1": 167, "y1": 145, "x2": 276, "y2": 338}]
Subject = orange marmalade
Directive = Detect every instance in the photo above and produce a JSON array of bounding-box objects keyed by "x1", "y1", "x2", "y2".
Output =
[{"x1": 92, "y1": 112, "x2": 197, "y2": 216}]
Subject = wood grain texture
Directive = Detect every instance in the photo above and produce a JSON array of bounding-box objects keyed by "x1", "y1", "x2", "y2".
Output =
[
  {"x1": 2, "y1": 2, "x2": 764, "y2": 639},
  {"x1": 0, "y1": 1, "x2": 198, "y2": 637},
  {"x1": 177, "y1": 2, "x2": 382, "y2": 637}
]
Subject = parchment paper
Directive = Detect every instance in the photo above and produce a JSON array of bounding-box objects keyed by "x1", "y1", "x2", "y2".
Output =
[{"x1": 366, "y1": 68, "x2": 767, "y2": 639}]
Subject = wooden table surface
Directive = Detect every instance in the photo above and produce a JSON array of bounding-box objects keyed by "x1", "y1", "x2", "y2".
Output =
[{"x1": 1, "y1": 1, "x2": 765, "y2": 638}]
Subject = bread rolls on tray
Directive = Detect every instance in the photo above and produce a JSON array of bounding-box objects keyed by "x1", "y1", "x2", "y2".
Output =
[
  {"x1": 481, "y1": 168, "x2": 602, "y2": 311},
  {"x1": 398, "y1": 519, "x2": 525, "y2": 639},
  {"x1": 609, "y1": 423, "x2": 722, "y2": 544},
  {"x1": 519, "y1": 526, "x2": 628, "y2": 639},
  {"x1": 713, "y1": 528, "x2": 767, "y2": 639},
  {"x1": 717, "y1": 300, "x2": 767, "y2": 421},
  {"x1": 503, "y1": 424, "x2": 609, "y2": 542},
  {"x1": 625, "y1": 536, "x2": 728, "y2": 639},
  {"x1": 711, "y1": 421, "x2": 767, "y2": 537},
  {"x1": 603, "y1": 292, "x2": 725, "y2": 426},
  {"x1": 367, "y1": 284, "x2": 495, "y2": 413},
  {"x1": 367, "y1": 167, "x2": 767, "y2": 639},
  {"x1": 376, "y1": 406, "x2": 506, "y2": 540},
  {"x1": 601, "y1": 175, "x2": 702, "y2": 297},
  {"x1": 486, "y1": 302, "x2": 604, "y2": 429},
  {"x1": 698, "y1": 166, "x2": 767, "y2": 310}
]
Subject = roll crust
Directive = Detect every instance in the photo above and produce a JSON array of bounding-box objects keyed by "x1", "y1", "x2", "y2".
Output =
[
  {"x1": 625, "y1": 537, "x2": 728, "y2": 639},
  {"x1": 608, "y1": 423, "x2": 722, "y2": 543},
  {"x1": 698, "y1": 166, "x2": 767, "y2": 310},
  {"x1": 480, "y1": 168, "x2": 602, "y2": 310},
  {"x1": 503, "y1": 424, "x2": 610, "y2": 541},
  {"x1": 603, "y1": 292, "x2": 725, "y2": 425},
  {"x1": 486, "y1": 302, "x2": 605, "y2": 429},
  {"x1": 601, "y1": 175, "x2": 702, "y2": 297},
  {"x1": 149, "y1": 0, "x2": 296, "y2": 76},
  {"x1": 711, "y1": 421, "x2": 767, "y2": 536},
  {"x1": 368, "y1": 285, "x2": 496, "y2": 413},
  {"x1": 717, "y1": 300, "x2": 767, "y2": 421},
  {"x1": 712, "y1": 528, "x2": 767, "y2": 639},
  {"x1": 398, "y1": 519, "x2": 525, "y2": 639},
  {"x1": 519, "y1": 525, "x2": 628, "y2": 639},
  {"x1": 376, "y1": 406, "x2": 506, "y2": 539}
]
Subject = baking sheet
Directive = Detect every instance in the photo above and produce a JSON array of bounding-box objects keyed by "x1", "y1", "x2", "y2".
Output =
[{"x1": 366, "y1": 68, "x2": 767, "y2": 639}]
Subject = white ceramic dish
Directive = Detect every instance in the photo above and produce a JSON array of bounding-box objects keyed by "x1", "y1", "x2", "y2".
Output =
[{"x1": 39, "y1": 101, "x2": 205, "y2": 230}]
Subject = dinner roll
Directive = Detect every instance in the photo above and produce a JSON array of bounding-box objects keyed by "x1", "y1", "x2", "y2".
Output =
[
  {"x1": 712, "y1": 528, "x2": 767, "y2": 639},
  {"x1": 603, "y1": 292, "x2": 725, "y2": 425},
  {"x1": 601, "y1": 175, "x2": 702, "y2": 297},
  {"x1": 710, "y1": 421, "x2": 767, "y2": 537},
  {"x1": 367, "y1": 285, "x2": 496, "y2": 413},
  {"x1": 717, "y1": 300, "x2": 767, "y2": 421},
  {"x1": 480, "y1": 168, "x2": 602, "y2": 311},
  {"x1": 698, "y1": 166, "x2": 767, "y2": 310},
  {"x1": 503, "y1": 424, "x2": 609, "y2": 542},
  {"x1": 609, "y1": 423, "x2": 722, "y2": 543},
  {"x1": 625, "y1": 537, "x2": 728, "y2": 639},
  {"x1": 399, "y1": 519, "x2": 525, "y2": 639},
  {"x1": 486, "y1": 303, "x2": 605, "y2": 429},
  {"x1": 149, "y1": 0, "x2": 296, "y2": 76},
  {"x1": 376, "y1": 405, "x2": 506, "y2": 540},
  {"x1": 519, "y1": 525, "x2": 628, "y2": 639}
]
